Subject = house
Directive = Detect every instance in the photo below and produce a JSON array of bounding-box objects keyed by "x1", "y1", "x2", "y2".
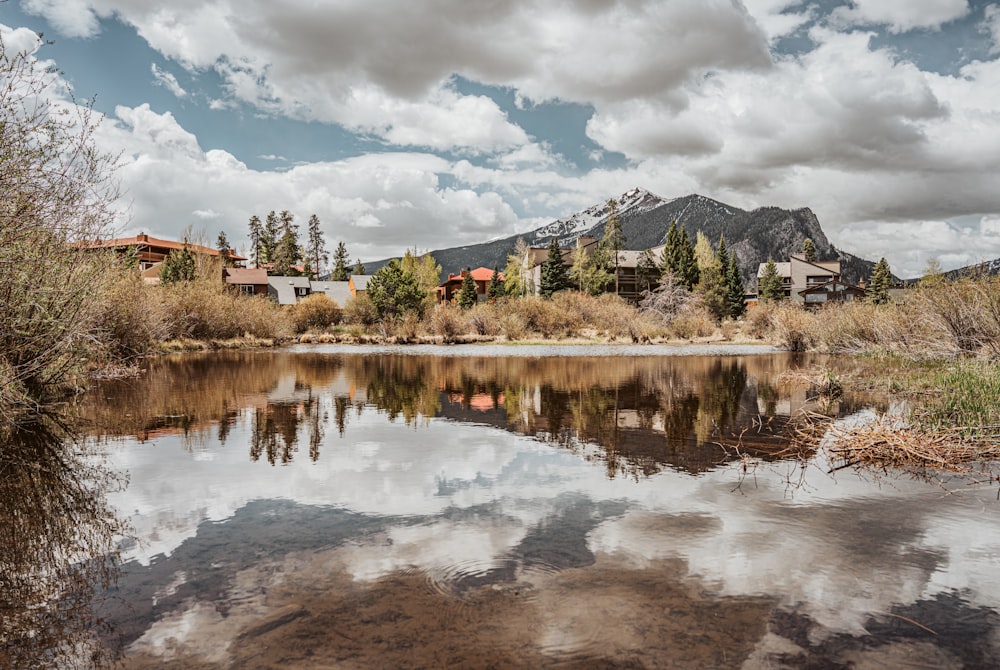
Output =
[
  {"x1": 349, "y1": 275, "x2": 372, "y2": 296},
  {"x1": 309, "y1": 281, "x2": 353, "y2": 306},
  {"x1": 224, "y1": 267, "x2": 269, "y2": 296},
  {"x1": 798, "y1": 279, "x2": 866, "y2": 305},
  {"x1": 436, "y1": 267, "x2": 504, "y2": 303},
  {"x1": 267, "y1": 276, "x2": 312, "y2": 305},
  {"x1": 83, "y1": 233, "x2": 246, "y2": 272},
  {"x1": 756, "y1": 254, "x2": 846, "y2": 304},
  {"x1": 521, "y1": 237, "x2": 665, "y2": 302}
]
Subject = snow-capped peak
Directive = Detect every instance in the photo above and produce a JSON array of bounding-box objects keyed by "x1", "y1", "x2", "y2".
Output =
[{"x1": 530, "y1": 187, "x2": 666, "y2": 242}]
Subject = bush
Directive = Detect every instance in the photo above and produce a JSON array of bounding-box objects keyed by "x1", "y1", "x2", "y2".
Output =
[
  {"x1": 156, "y1": 279, "x2": 291, "y2": 340},
  {"x1": 669, "y1": 306, "x2": 716, "y2": 339},
  {"x1": 291, "y1": 293, "x2": 341, "y2": 333},
  {"x1": 343, "y1": 293, "x2": 378, "y2": 327},
  {"x1": 429, "y1": 303, "x2": 468, "y2": 341}
]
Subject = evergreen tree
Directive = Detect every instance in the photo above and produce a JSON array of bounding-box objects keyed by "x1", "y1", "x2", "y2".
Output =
[
  {"x1": 216, "y1": 230, "x2": 232, "y2": 267},
  {"x1": 248, "y1": 215, "x2": 263, "y2": 267},
  {"x1": 696, "y1": 235, "x2": 727, "y2": 321},
  {"x1": 867, "y1": 257, "x2": 892, "y2": 305},
  {"x1": 458, "y1": 268, "x2": 478, "y2": 309},
  {"x1": 758, "y1": 259, "x2": 784, "y2": 302},
  {"x1": 540, "y1": 237, "x2": 568, "y2": 298},
  {"x1": 487, "y1": 265, "x2": 503, "y2": 301},
  {"x1": 353, "y1": 258, "x2": 366, "y2": 275},
  {"x1": 802, "y1": 238, "x2": 817, "y2": 263},
  {"x1": 160, "y1": 241, "x2": 196, "y2": 284},
  {"x1": 261, "y1": 211, "x2": 280, "y2": 265},
  {"x1": 331, "y1": 242, "x2": 350, "y2": 281},
  {"x1": 306, "y1": 214, "x2": 328, "y2": 279},
  {"x1": 726, "y1": 256, "x2": 745, "y2": 319},
  {"x1": 661, "y1": 220, "x2": 680, "y2": 276},
  {"x1": 661, "y1": 223, "x2": 700, "y2": 290},
  {"x1": 367, "y1": 259, "x2": 425, "y2": 320},
  {"x1": 716, "y1": 234, "x2": 729, "y2": 274},
  {"x1": 272, "y1": 216, "x2": 301, "y2": 276},
  {"x1": 679, "y1": 228, "x2": 699, "y2": 289}
]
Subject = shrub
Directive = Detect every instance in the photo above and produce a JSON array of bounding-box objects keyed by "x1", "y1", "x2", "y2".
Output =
[
  {"x1": 291, "y1": 293, "x2": 341, "y2": 333},
  {"x1": 670, "y1": 306, "x2": 716, "y2": 339},
  {"x1": 467, "y1": 304, "x2": 501, "y2": 337},
  {"x1": 429, "y1": 303, "x2": 469, "y2": 341},
  {"x1": 343, "y1": 293, "x2": 378, "y2": 326}
]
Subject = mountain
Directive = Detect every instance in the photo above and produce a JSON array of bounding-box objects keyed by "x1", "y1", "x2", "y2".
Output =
[
  {"x1": 912, "y1": 257, "x2": 1000, "y2": 283},
  {"x1": 366, "y1": 187, "x2": 876, "y2": 285}
]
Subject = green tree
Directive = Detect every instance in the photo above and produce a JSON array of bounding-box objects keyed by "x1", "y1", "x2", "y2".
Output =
[
  {"x1": 400, "y1": 248, "x2": 442, "y2": 311},
  {"x1": 502, "y1": 237, "x2": 529, "y2": 297},
  {"x1": 695, "y1": 232, "x2": 727, "y2": 320},
  {"x1": 660, "y1": 221, "x2": 699, "y2": 290},
  {"x1": 159, "y1": 242, "x2": 197, "y2": 284},
  {"x1": 272, "y1": 229, "x2": 301, "y2": 275},
  {"x1": 306, "y1": 214, "x2": 328, "y2": 279},
  {"x1": 1, "y1": 33, "x2": 123, "y2": 409},
  {"x1": 540, "y1": 237, "x2": 569, "y2": 298},
  {"x1": 803, "y1": 238, "x2": 817, "y2": 263},
  {"x1": 353, "y1": 258, "x2": 366, "y2": 275},
  {"x1": 570, "y1": 240, "x2": 612, "y2": 296},
  {"x1": 216, "y1": 231, "x2": 233, "y2": 267},
  {"x1": 867, "y1": 257, "x2": 892, "y2": 305},
  {"x1": 726, "y1": 256, "x2": 745, "y2": 319},
  {"x1": 458, "y1": 268, "x2": 478, "y2": 309},
  {"x1": 248, "y1": 215, "x2": 263, "y2": 267},
  {"x1": 487, "y1": 265, "x2": 503, "y2": 301},
  {"x1": 331, "y1": 241, "x2": 350, "y2": 280},
  {"x1": 261, "y1": 211, "x2": 280, "y2": 265},
  {"x1": 367, "y1": 259, "x2": 425, "y2": 321},
  {"x1": 758, "y1": 259, "x2": 784, "y2": 302}
]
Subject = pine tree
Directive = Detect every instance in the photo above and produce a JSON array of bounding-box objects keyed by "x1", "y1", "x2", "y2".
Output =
[
  {"x1": 540, "y1": 237, "x2": 568, "y2": 298},
  {"x1": 458, "y1": 268, "x2": 478, "y2": 309},
  {"x1": 272, "y1": 212, "x2": 301, "y2": 276},
  {"x1": 716, "y1": 234, "x2": 728, "y2": 274},
  {"x1": 726, "y1": 256, "x2": 745, "y2": 319},
  {"x1": 367, "y1": 259, "x2": 425, "y2": 321},
  {"x1": 216, "y1": 230, "x2": 232, "y2": 267},
  {"x1": 261, "y1": 211, "x2": 280, "y2": 265},
  {"x1": 487, "y1": 265, "x2": 503, "y2": 301},
  {"x1": 353, "y1": 258, "x2": 366, "y2": 275},
  {"x1": 696, "y1": 232, "x2": 727, "y2": 321},
  {"x1": 758, "y1": 259, "x2": 784, "y2": 302},
  {"x1": 306, "y1": 214, "x2": 328, "y2": 279},
  {"x1": 160, "y1": 241, "x2": 196, "y2": 284},
  {"x1": 400, "y1": 248, "x2": 441, "y2": 312},
  {"x1": 331, "y1": 242, "x2": 350, "y2": 280},
  {"x1": 867, "y1": 257, "x2": 892, "y2": 305},
  {"x1": 248, "y1": 215, "x2": 263, "y2": 267},
  {"x1": 803, "y1": 238, "x2": 817, "y2": 263}
]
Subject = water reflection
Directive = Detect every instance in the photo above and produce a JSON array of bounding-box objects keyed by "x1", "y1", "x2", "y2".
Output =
[
  {"x1": 60, "y1": 351, "x2": 1000, "y2": 668},
  {"x1": 79, "y1": 350, "x2": 857, "y2": 478},
  {"x1": 0, "y1": 417, "x2": 125, "y2": 669}
]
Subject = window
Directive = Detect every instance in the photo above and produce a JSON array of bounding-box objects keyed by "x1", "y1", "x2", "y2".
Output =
[
  {"x1": 239, "y1": 285, "x2": 254, "y2": 296},
  {"x1": 296, "y1": 287, "x2": 308, "y2": 297}
]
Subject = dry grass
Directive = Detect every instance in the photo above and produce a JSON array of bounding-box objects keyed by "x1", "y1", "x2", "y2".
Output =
[{"x1": 290, "y1": 293, "x2": 341, "y2": 333}]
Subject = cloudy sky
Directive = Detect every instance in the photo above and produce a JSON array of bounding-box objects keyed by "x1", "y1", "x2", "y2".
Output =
[{"x1": 3, "y1": 0, "x2": 1000, "y2": 276}]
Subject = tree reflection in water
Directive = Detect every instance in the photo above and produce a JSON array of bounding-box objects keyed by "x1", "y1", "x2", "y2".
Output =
[
  {"x1": 78, "y1": 351, "x2": 857, "y2": 478},
  {"x1": 0, "y1": 416, "x2": 126, "y2": 669}
]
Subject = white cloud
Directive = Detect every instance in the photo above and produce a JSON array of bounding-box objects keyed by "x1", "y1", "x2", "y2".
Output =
[
  {"x1": 829, "y1": 0, "x2": 970, "y2": 34},
  {"x1": 150, "y1": 63, "x2": 187, "y2": 98},
  {"x1": 983, "y1": 4, "x2": 1000, "y2": 54},
  {"x1": 21, "y1": 0, "x2": 102, "y2": 39},
  {"x1": 0, "y1": 24, "x2": 43, "y2": 56},
  {"x1": 741, "y1": 0, "x2": 814, "y2": 41}
]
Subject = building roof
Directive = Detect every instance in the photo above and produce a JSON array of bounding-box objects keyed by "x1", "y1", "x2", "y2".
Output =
[
  {"x1": 757, "y1": 262, "x2": 792, "y2": 278},
  {"x1": 85, "y1": 233, "x2": 247, "y2": 261},
  {"x1": 224, "y1": 267, "x2": 269, "y2": 285},
  {"x1": 349, "y1": 275, "x2": 372, "y2": 291},
  {"x1": 798, "y1": 279, "x2": 865, "y2": 295},
  {"x1": 268, "y1": 275, "x2": 311, "y2": 305},
  {"x1": 440, "y1": 267, "x2": 504, "y2": 286},
  {"x1": 309, "y1": 281, "x2": 353, "y2": 306}
]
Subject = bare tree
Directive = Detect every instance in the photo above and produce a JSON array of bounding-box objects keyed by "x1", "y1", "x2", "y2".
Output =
[{"x1": 1, "y1": 33, "x2": 122, "y2": 413}]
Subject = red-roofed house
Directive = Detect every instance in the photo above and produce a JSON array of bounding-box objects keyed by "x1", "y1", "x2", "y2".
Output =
[
  {"x1": 436, "y1": 267, "x2": 503, "y2": 303},
  {"x1": 83, "y1": 233, "x2": 246, "y2": 272}
]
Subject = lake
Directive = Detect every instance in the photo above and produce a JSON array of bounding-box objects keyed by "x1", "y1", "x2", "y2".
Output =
[{"x1": 4, "y1": 347, "x2": 1000, "y2": 668}]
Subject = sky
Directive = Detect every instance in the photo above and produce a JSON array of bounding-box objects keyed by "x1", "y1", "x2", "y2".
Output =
[{"x1": 2, "y1": 0, "x2": 1000, "y2": 277}]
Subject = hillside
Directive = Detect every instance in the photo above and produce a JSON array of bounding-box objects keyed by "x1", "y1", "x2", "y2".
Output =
[{"x1": 366, "y1": 188, "x2": 876, "y2": 285}]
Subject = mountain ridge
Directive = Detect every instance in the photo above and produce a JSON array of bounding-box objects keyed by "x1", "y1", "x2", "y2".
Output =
[{"x1": 365, "y1": 188, "x2": 877, "y2": 285}]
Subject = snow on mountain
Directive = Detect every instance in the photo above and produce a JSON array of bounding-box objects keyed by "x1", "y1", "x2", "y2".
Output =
[{"x1": 528, "y1": 187, "x2": 666, "y2": 243}]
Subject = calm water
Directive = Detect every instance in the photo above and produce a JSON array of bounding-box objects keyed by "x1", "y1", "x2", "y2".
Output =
[{"x1": 4, "y1": 347, "x2": 1000, "y2": 668}]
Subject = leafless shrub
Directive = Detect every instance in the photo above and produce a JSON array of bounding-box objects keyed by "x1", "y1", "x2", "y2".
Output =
[
  {"x1": 429, "y1": 303, "x2": 468, "y2": 341},
  {"x1": 291, "y1": 293, "x2": 341, "y2": 333}
]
